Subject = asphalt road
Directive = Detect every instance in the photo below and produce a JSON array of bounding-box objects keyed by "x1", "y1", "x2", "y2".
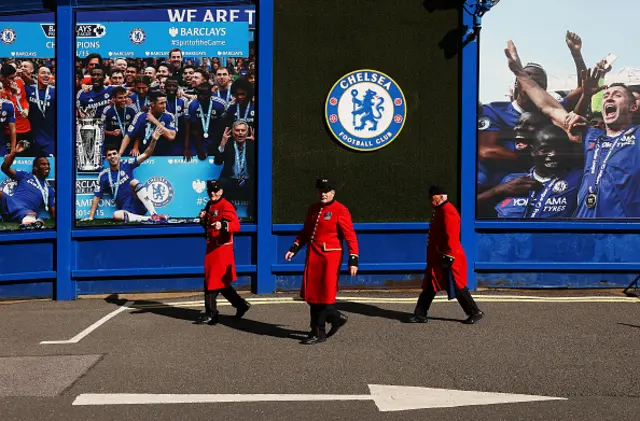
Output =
[{"x1": 0, "y1": 292, "x2": 639, "y2": 420}]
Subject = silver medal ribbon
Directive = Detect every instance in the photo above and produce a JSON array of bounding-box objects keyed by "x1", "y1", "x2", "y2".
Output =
[
  {"x1": 107, "y1": 168, "x2": 122, "y2": 201},
  {"x1": 136, "y1": 95, "x2": 148, "y2": 112},
  {"x1": 525, "y1": 175, "x2": 558, "y2": 218},
  {"x1": 217, "y1": 87, "x2": 231, "y2": 102},
  {"x1": 171, "y1": 97, "x2": 179, "y2": 132},
  {"x1": 32, "y1": 175, "x2": 49, "y2": 212},
  {"x1": 34, "y1": 85, "x2": 50, "y2": 117},
  {"x1": 113, "y1": 106, "x2": 126, "y2": 134},
  {"x1": 198, "y1": 98, "x2": 213, "y2": 138},
  {"x1": 234, "y1": 142, "x2": 247, "y2": 180},
  {"x1": 587, "y1": 133, "x2": 626, "y2": 198},
  {"x1": 143, "y1": 121, "x2": 154, "y2": 145},
  {"x1": 236, "y1": 103, "x2": 250, "y2": 121}
]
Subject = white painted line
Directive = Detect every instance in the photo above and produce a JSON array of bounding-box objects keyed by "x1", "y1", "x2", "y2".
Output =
[
  {"x1": 72, "y1": 384, "x2": 567, "y2": 412},
  {"x1": 129, "y1": 295, "x2": 637, "y2": 310},
  {"x1": 40, "y1": 301, "x2": 131, "y2": 345}
]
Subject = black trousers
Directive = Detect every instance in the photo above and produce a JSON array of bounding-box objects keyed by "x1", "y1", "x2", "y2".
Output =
[
  {"x1": 308, "y1": 303, "x2": 342, "y2": 337},
  {"x1": 414, "y1": 278, "x2": 480, "y2": 317},
  {"x1": 204, "y1": 285, "x2": 248, "y2": 316}
]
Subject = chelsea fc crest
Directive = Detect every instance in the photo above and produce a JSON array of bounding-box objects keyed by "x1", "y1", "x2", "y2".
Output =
[
  {"x1": 325, "y1": 69, "x2": 406, "y2": 152},
  {"x1": 0, "y1": 28, "x2": 16, "y2": 45},
  {"x1": 147, "y1": 176, "x2": 174, "y2": 207},
  {"x1": 129, "y1": 28, "x2": 146, "y2": 45}
]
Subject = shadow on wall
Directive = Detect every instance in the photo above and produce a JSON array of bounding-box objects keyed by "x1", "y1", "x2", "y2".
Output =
[{"x1": 422, "y1": 0, "x2": 469, "y2": 60}]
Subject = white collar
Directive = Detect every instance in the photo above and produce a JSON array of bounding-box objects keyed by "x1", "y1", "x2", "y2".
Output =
[
  {"x1": 511, "y1": 100, "x2": 525, "y2": 115},
  {"x1": 532, "y1": 170, "x2": 551, "y2": 183}
]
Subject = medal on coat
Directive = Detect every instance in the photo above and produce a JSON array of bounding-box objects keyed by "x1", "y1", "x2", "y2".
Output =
[
  {"x1": 586, "y1": 132, "x2": 626, "y2": 211},
  {"x1": 199, "y1": 98, "x2": 213, "y2": 139},
  {"x1": 324, "y1": 212, "x2": 332, "y2": 220},
  {"x1": 32, "y1": 175, "x2": 50, "y2": 212}
]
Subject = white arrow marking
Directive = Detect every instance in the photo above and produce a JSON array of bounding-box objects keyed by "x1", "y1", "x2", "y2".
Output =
[{"x1": 72, "y1": 385, "x2": 566, "y2": 411}]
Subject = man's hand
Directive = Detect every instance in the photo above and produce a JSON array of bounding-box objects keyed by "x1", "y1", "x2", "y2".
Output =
[
  {"x1": 19, "y1": 109, "x2": 28, "y2": 118},
  {"x1": 562, "y1": 111, "x2": 588, "y2": 143},
  {"x1": 198, "y1": 210, "x2": 206, "y2": 219},
  {"x1": 112, "y1": 129, "x2": 122, "y2": 137},
  {"x1": 246, "y1": 127, "x2": 255, "y2": 142},
  {"x1": 220, "y1": 127, "x2": 231, "y2": 148},
  {"x1": 594, "y1": 58, "x2": 613, "y2": 76},
  {"x1": 580, "y1": 68, "x2": 607, "y2": 97},
  {"x1": 504, "y1": 40, "x2": 526, "y2": 76},
  {"x1": 151, "y1": 126, "x2": 164, "y2": 141},
  {"x1": 14, "y1": 140, "x2": 25, "y2": 154},
  {"x1": 442, "y1": 255, "x2": 454, "y2": 269},
  {"x1": 284, "y1": 251, "x2": 295, "y2": 261},
  {"x1": 130, "y1": 147, "x2": 140, "y2": 157},
  {"x1": 497, "y1": 176, "x2": 540, "y2": 196},
  {"x1": 211, "y1": 221, "x2": 222, "y2": 231},
  {"x1": 349, "y1": 266, "x2": 358, "y2": 277},
  {"x1": 565, "y1": 31, "x2": 582, "y2": 53}
]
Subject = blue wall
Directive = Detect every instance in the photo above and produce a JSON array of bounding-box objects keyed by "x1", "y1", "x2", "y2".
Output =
[{"x1": 1, "y1": 1, "x2": 636, "y2": 300}]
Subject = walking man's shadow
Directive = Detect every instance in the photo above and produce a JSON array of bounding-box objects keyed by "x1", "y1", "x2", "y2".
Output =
[
  {"x1": 110, "y1": 296, "x2": 308, "y2": 341},
  {"x1": 334, "y1": 299, "x2": 461, "y2": 323}
]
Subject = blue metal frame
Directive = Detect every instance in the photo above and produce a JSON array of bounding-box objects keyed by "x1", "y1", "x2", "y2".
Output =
[
  {"x1": 55, "y1": 4, "x2": 76, "y2": 300},
  {"x1": 460, "y1": 5, "x2": 479, "y2": 290},
  {"x1": 255, "y1": 0, "x2": 275, "y2": 294}
]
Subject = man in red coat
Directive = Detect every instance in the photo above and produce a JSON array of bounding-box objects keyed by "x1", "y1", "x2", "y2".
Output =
[
  {"x1": 285, "y1": 178, "x2": 359, "y2": 345},
  {"x1": 407, "y1": 185, "x2": 484, "y2": 324},
  {"x1": 196, "y1": 179, "x2": 251, "y2": 325}
]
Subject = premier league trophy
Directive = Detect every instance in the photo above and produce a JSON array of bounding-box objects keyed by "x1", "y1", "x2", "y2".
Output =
[{"x1": 76, "y1": 108, "x2": 104, "y2": 172}]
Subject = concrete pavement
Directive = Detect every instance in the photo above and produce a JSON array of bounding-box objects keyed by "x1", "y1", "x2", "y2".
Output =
[{"x1": 0, "y1": 292, "x2": 638, "y2": 420}]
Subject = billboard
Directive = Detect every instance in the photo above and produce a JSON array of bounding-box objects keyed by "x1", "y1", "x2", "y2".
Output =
[
  {"x1": 74, "y1": 5, "x2": 256, "y2": 228},
  {"x1": 477, "y1": 0, "x2": 640, "y2": 219},
  {"x1": 0, "y1": 13, "x2": 57, "y2": 231}
]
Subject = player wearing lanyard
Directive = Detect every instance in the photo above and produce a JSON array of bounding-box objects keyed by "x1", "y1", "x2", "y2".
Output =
[
  {"x1": 163, "y1": 77, "x2": 188, "y2": 156},
  {"x1": 223, "y1": 77, "x2": 255, "y2": 129},
  {"x1": 120, "y1": 90, "x2": 177, "y2": 157},
  {"x1": 0, "y1": 83, "x2": 17, "y2": 157},
  {"x1": 26, "y1": 66, "x2": 56, "y2": 157},
  {"x1": 76, "y1": 65, "x2": 114, "y2": 118},
  {"x1": 129, "y1": 76, "x2": 151, "y2": 113},
  {"x1": 101, "y1": 87, "x2": 136, "y2": 155},
  {"x1": 83, "y1": 129, "x2": 168, "y2": 224},
  {"x1": 214, "y1": 67, "x2": 233, "y2": 104},
  {"x1": 505, "y1": 41, "x2": 640, "y2": 218},
  {"x1": 186, "y1": 83, "x2": 227, "y2": 159},
  {"x1": 0, "y1": 141, "x2": 55, "y2": 229},
  {"x1": 488, "y1": 125, "x2": 582, "y2": 218}
]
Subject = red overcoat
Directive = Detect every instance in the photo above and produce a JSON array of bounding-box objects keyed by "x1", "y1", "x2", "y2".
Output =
[
  {"x1": 422, "y1": 201, "x2": 468, "y2": 293},
  {"x1": 203, "y1": 198, "x2": 240, "y2": 291},
  {"x1": 294, "y1": 200, "x2": 359, "y2": 304}
]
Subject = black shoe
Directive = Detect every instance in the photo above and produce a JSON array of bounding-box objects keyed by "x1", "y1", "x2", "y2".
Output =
[
  {"x1": 300, "y1": 335, "x2": 327, "y2": 345},
  {"x1": 461, "y1": 311, "x2": 485, "y2": 324},
  {"x1": 406, "y1": 315, "x2": 428, "y2": 323},
  {"x1": 195, "y1": 313, "x2": 219, "y2": 325},
  {"x1": 235, "y1": 302, "x2": 251, "y2": 319},
  {"x1": 327, "y1": 314, "x2": 348, "y2": 337}
]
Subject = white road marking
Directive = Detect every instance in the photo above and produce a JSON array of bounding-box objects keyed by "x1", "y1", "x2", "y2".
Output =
[
  {"x1": 129, "y1": 295, "x2": 637, "y2": 310},
  {"x1": 72, "y1": 384, "x2": 567, "y2": 412},
  {"x1": 40, "y1": 302, "x2": 131, "y2": 345}
]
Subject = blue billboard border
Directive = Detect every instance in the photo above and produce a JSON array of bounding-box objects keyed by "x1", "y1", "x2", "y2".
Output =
[
  {"x1": 52, "y1": 0, "x2": 264, "y2": 301},
  {"x1": 460, "y1": 4, "x2": 478, "y2": 290}
]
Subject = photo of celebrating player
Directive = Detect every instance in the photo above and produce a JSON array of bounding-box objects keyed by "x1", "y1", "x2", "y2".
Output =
[
  {"x1": 0, "y1": 141, "x2": 55, "y2": 229},
  {"x1": 477, "y1": 0, "x2": 640, "y2": 219}
]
